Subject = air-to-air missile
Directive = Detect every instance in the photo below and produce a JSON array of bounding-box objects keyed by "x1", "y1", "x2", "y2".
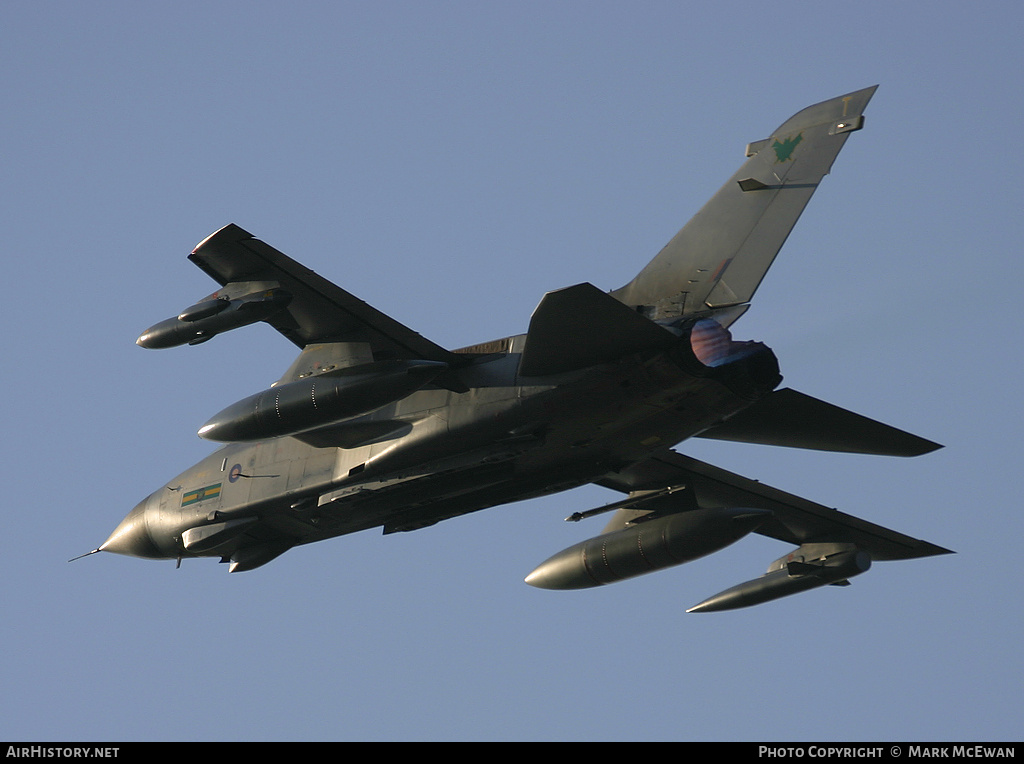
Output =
[
  {"x1": 524, "y1": 507, "x2": 773, "y2": 590},
  {"x1": 197, "y1": 359, "x2": 449, "y2": 442},
  {"x1": 686, "y1": 543, "x2": 872, "y2": 612},
  {"x1": 136, "y1": 288, "x2": 292, "y2": 349}
]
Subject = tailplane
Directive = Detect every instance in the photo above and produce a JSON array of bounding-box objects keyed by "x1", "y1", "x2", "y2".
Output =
[{"x1": 696, "y1": 387, "x2": 941, "y2": 457}]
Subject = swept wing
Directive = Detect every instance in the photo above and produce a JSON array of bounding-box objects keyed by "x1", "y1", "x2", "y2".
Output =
[
  {"x1": 596, "y1": 449, "x2": 950, "y2": 562},
  {"x1": 189, "y1": 223, "x2": 463, "y2": 366}
]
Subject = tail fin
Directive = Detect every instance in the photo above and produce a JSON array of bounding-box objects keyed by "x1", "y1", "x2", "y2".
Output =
[{"x1": 611, "y1": 86, "x2": 877, "y2": 322}]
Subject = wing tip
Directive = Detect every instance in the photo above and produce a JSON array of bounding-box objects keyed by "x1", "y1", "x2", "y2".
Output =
[{"x1": 191, "y1": 223, "x2": 252, "y2": 256}]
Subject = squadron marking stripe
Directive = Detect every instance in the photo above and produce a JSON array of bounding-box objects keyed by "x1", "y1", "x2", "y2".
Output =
[{"x1": 181, "y1": 483, "x2": 222, "y2": 507}]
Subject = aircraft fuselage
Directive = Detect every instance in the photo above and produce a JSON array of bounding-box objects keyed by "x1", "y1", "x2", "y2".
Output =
[
  {"x1": 105, "y1": 325, "x2": 779, "y2": 571},
  {"x1": 88, "y1": 88, "x2": 950, "y2": 611}
]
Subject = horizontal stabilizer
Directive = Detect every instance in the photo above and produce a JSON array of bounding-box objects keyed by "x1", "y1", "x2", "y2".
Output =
[
  {"x1": 519, "y1": 283, "x2": 678, "y2": 376},
  {"x1": 696, "y1": 388, "x2": 941, "y2": 456}
]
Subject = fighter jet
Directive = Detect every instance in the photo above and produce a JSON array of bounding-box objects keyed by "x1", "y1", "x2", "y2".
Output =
[{"x1": 78, "y1": 86, "x2": 951, "y2": 611}]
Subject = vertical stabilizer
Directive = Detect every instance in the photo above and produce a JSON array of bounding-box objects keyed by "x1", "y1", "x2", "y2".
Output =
[{"x1": 611, "y1": 87, "x2": 877, "y2": 320}]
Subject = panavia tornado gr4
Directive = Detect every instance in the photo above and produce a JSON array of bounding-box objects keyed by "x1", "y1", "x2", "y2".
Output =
[{"x1": 77, "y1": 86, "x2": 951, "y2": 611}]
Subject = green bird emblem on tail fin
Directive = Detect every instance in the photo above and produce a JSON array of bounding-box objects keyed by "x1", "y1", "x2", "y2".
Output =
[{"x1": 771, "y1": 133, "x2": 802, "y2": 162}]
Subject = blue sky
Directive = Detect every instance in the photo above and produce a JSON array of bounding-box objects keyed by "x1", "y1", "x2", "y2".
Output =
[{"x1": 2, "y1": 1, "x2": 1022, "y2": 742}]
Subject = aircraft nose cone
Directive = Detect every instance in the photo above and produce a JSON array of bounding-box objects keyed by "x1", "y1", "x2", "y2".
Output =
[{"x1": 100, "y1": 500, "x2": 162, "y2": 559}]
